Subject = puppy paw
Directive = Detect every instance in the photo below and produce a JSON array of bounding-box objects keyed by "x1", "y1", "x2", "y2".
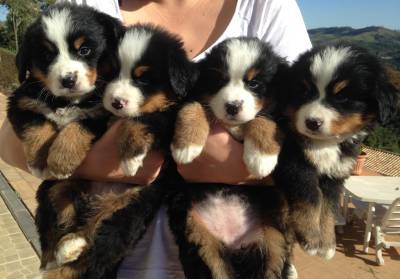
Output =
[
  {"x1": 171, "y1": 144, "x2": 203, "y2": 164},
  {"x1": 120, "y1": 153, "x2": 146, "y2": 176},
  {"x1": 55, "y1": 236, "x2": 87, "y2": 265},
  {"x1": 243, "y1": 140, "x2": 278, "y2": 178},
  {"x1": 317, "y1": 245, "x2": 336, "y2": 260},
  {"x1": 287, "y1": 264, "x2": 298, "y2": 279}
]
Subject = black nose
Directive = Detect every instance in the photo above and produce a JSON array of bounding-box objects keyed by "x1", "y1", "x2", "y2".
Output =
[
  {"x1": 111, "y1": 98, "x2": 128, "y2": 110},
  {"x1": 305, "y1": 118, "x2": 323, "y2": 131},
  {"x1": 61, "y1": 74, "x2": 77, "y2": 89},
  {"x1": 225, "y1": 101, "x2": 243, "y2": 116}
]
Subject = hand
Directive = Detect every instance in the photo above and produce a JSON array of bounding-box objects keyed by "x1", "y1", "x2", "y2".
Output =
[
  {"x1": 0, "y1": 119, "x2": 29, "y2": 172},
  {"x1": 177, "y1": 122, "x2": 272, "y2": 185},
  {"x1": 74, "y1": 120, "x2": 164, "y2": 185}
]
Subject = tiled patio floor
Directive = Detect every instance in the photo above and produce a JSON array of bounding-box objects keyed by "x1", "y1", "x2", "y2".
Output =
[
  {"x1": 0, "y1": 92, "x2": 399, "y2": 278},
  {"x1": 0, "y1": 196, "x2": 40, "y2": 279}
]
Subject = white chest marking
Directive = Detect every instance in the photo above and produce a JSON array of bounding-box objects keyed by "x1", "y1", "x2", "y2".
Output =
[{"x1": 304, "y1": 143, "x2": 355, "y2": 178}]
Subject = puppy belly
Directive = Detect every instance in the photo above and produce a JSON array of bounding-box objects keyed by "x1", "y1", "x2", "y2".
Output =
[{"x1": 192, "y1": 194, "x2": 262, "y2": 249}]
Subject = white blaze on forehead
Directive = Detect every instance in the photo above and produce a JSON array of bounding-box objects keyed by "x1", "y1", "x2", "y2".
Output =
[
  {"x1": 310, "y1": 46, "x2": 352, "y2": 98},
  {"x1": 42, "y1": 8, "x2": 71, "y2": 57},
  {"x1": 226, "y1": 39, "x2": 261, "y2": 80},
  {"x1": 119, "y1": 29, "x2": 152, "y2": 78}
]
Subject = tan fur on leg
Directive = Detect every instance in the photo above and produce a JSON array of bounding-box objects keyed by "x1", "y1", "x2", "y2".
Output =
[
  {"x1": 187, "y1": 209, "x2": 231, "y2": 279},
  {"x1": 262, "y1": 227, "x2": 287, "y2": 279},
  {"x1": 242, "y1": 117, "x2": 283, "y2": 178},
  {"x1": 118, "y1": 120, "x2": 154, "y2": 176},
  {"x1": 47, "y1": 122, "x2": 95, "y2": 179},
  {"x1": 22, "y1": 122, "x2": 57, "y2": 177},
  {"x1": 171, "y1": 102, "x2": 210, "y2": 164}
]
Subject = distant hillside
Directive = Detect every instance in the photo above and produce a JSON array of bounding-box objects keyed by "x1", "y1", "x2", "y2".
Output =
[{"x1": 308, "y1": 26, "x2": 400, "y2": 70}]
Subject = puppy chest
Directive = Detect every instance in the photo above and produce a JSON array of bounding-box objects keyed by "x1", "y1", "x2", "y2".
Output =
[
  {"x1": 304, "y1": 145, "x2": 355, "y2": 178},
  {"x1": 191, "y1": 194, "x2": 262, "y2": 249}
]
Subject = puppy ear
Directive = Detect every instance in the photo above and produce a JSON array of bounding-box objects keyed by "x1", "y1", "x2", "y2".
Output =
[
  {"x1": 96, "y1": 12, "x2": 124, "y2": 44},
  {"x1": 168, "y1": 49, "x2": 198, "y2": 100},
  {"x1": 374, "y1": 71, "x2": 399, "y2": 124},
  {"x1": 16, "y1": 33, "x2": 31, "y2": 83}
]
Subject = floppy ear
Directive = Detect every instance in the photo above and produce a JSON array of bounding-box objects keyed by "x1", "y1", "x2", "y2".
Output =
[
  {"x1": 96, "y1": 12, "x2": 124, "y2": 46},
  {"x1": 168, "y1": 49, "x2": 198, "y2": 100},
  {"x1": 16, "y1": 34, "x2": 32, "y2": 83},
  {"x1": 374, "y1": 71, "x2": 399, "y2": 124}
]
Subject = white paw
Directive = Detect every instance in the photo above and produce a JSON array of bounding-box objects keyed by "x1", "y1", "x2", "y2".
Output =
[
  {"x1": 302, "y1": 243, "x2": 318, "y2": 256},
  {"x1": 319, "y1": 246, "x2": 336, "y2": 260},
  {"x1": 49, "y1": 172, "x2": 72, "y2": 180},
  {"x1": 33, "y1": 272, "x2": 44, "y2": 279},
  {"x1": 55, "y1": 236, "x2": 87, "y2": 265},
  {"x1": 171, "y1": 144, "x2": 203, "y2": 164},
  {"x1": 287, "y1": 264, "x2": 298, "y2": 279},
  {"x1": 28, "y1": 167, "x2": 51, "y2": 180},
  {"x1": 120, "y1": 153, "x2": 146, "y2": 176},
  {"x1": 243, "y1": 140, "x2": 278, "y2": 178}
]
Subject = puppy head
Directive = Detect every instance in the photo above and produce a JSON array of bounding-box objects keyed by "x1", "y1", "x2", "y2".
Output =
[
  {"x1": 288, "y1": 44, "x2": 399, "y2": 142},
  {"x1": 103, "y1": 25, "x2": 196, "y2": 117},
  {"x1": 16, "y1": 3, "x2": 122, "y2": 98},
  {"x1": 197, "y1": 37, "x2": 287, "y2": 126}
]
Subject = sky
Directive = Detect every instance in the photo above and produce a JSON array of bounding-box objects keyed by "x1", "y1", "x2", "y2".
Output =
[
  {"x1": 0, "y1": 1, "x2": 399, "y2": 30},
  {"x1": 297, "y1": 0, "x2": 400, "y2": 30}
]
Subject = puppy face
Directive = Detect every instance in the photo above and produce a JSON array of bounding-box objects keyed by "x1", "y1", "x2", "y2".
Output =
[
  {"x1": 103, "y1": 25, "x2": 195, "y2": 117},
  {"x1": 288, "y1": 44, "x2": 398, "y2": 142},
  {"x1": 197, "y1": 38, "x2": 285, "y2": 125},
  {"x1": 17, "y1": 4, "x2": 122, "y2": 98}
]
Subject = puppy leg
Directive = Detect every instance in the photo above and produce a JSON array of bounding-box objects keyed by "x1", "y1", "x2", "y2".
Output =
[
  {"x1": 243, "y1": 117, "x2": 282, "y2": 178},
  {"x1": 118, "y1": 120, "x2": 154, "y2": 176},
  {"x1": 262, "y1": 227, "x2": 288, "y2": 279},
  {"x1": 22, "y1": 122, "x2": 57, "y2": 179},
  {"x1": 186, "y1": 210, "x2": 231, "y2": 279},
  {"x1": 171, "y1": 101, "x2": 210, "y2": 164},
  {"x1": 47, "y1": 122, "x2": 95, "y2": 179},
  {"x1": 291, "y1": 198, "x2": 323, "y2": 256},
  {"x1": 317, "y1": 200, "x2": 337, "y2": 260}
]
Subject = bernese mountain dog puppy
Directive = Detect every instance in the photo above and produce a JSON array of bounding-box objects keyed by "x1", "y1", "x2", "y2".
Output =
[
  {"x1": 7, "y1": 3, "x2": 122, "y2": 180},
  {"x1": 274, "y1": 44, "x2": 399, "y2": 260},
  {"x1": 35, "y1": 25, "x2": 196, "y2": 279},
  {"x1": 171, "y1": 38, "x2": 284, "y2": 178},
  {"x1": 168, "y1": 38, "x2": 296, "y2": 279}
]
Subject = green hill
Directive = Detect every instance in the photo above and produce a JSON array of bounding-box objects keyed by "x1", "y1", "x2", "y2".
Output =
[{"x1": 308, "y1": 26, "x2": 400, "y2": 70}]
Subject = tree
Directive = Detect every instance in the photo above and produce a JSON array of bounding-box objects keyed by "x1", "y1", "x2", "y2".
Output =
[{"x1": 0, "y1": 0, "x2": 40, "y2": 51}]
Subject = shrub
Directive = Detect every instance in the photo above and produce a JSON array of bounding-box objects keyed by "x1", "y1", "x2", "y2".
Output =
[{"x1": 0, "y1": 47, "x2": 18, "y2": 94}]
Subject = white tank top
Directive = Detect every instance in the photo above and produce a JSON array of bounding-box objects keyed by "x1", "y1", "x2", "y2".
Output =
[{"x1": 56, "y1": 0, "x2": 312, "y2": 277}]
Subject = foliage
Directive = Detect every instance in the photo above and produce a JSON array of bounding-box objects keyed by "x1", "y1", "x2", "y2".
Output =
[{"x1": 0, "y1": 47, "x2": 17, "y2": 92}]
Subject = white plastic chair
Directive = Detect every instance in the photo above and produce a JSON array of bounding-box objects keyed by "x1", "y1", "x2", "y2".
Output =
[{"x1": 374, "y1": 197, "x2": 400, "y2": 265}]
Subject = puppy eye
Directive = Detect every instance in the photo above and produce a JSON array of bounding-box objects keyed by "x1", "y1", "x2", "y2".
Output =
[
  {"x1": 245, "y1": 79, "x2": 261, "y2": 90},
  {"x1": 78, "y1": 46, "x2": 91, "y2": 57},
  {"x1": 134, "y1": 74, "x2": 151, "y2": 86},
  {"x1": 334, "y1": 92, "x2": 349, "y2": 103}
]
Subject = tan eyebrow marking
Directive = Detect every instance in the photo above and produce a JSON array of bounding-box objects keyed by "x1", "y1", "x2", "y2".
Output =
[
  {"x1": 333, "y1": 80, "x2": 349, "y2": 94},
  {"x1": 246, "y1": 68, "x2": 260, "y2": 81},
  {"x1": 73, "y1": 36, "x2": 86, "y2": 50},
  {"x1": 134, "y1": 65, "x2": 150, "y2": 77}
]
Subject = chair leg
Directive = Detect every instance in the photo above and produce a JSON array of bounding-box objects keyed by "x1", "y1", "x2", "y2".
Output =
[
  {"x1": 343, "y1": 192, "x2": 349, "y2": 223},
  {"x1": 375, "y1": 226, "x2": 384, "y2": 265},
  {"x1": 363, "y1": 203, "x2": 375, "y2": 253}
]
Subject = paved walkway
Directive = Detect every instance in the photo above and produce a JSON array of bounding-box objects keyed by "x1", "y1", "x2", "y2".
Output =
[{"x1": 0, "y1": 196, "x2": 40, "y2": 279}]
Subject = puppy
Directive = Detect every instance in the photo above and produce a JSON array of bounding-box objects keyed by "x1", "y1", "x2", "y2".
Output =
[
  {"x1": 168, "y1": 38, "x2": 295, "y2": 279},
  {"x1": 7, "y1": 3, "x2": 121, "y2": 180},
  {"x1": 35, "y1": 24, "x2": 196, "y2": 279},
  {"x1": 274, "y1": 44, "x2": 399, "y2": 259},
  {"x1": 171, "y1": 37, "x2": 286, "y2": 178}
]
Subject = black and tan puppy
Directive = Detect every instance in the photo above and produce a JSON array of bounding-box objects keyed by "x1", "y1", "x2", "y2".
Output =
[
  {"x1": 168, "y1": 38, "x2": 297, "y2": 279},
  {"x1": 171, "y1": 38, "x2": 285, "y2": 178},
  {"x1": 7, "y1": 3, "x2": 121, "y2": 180},
  {"x1": 35, "y1": 24, "x2": 196, "y2": 279},
  {"x1": 274, "y1": 44, "x2": 399, "y2": 259}
]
